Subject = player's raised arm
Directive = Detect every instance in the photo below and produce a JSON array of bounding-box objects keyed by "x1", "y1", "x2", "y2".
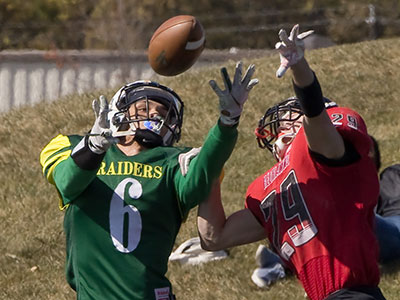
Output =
[
  {"x1": 276, "y1": 24, "x2": 345, "y2": 159},
  {"x1": 193, "y1": 63, "x2": 265, "y2": 251}
]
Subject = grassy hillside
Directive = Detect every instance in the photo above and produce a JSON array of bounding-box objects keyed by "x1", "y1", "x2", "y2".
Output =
[{"x1": 1, "y1": 38, "x2": 400, "y2": 299}]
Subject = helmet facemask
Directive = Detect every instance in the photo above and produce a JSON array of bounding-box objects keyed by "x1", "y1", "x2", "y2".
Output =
[
  {"x1": 109, "y1": 81, "x2": 184, "y2": 148},
  {"x1": 255, "y1": 97, "x2": 303, "y2": 161}
]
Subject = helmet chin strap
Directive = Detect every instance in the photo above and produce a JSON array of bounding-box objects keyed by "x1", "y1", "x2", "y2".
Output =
[
  {"x1": 134, "y1": 129, "x2": 163, "y2": 148},
  {"x1": 273, "y1": 133, "x2": 296, "y2": 161},
  {"x1": 132, "y1": 116, "x2": 166, "y2": 148}
]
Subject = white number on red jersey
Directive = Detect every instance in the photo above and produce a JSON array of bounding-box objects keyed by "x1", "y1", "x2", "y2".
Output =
[{"x1": 260, "y1": 170, "x2": 318, "y2": 260}]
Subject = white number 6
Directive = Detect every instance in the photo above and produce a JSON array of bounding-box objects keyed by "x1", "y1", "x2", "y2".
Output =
[{"x1": 109, "y1": 178, "x2": 143, "y2": 253}]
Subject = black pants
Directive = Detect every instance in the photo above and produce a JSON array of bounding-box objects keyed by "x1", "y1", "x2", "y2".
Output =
[{"x1": 324, "y1": 286, "x2": 386, "y2": 300}]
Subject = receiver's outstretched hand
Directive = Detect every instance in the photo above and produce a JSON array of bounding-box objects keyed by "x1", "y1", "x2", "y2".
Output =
[
  {"x1": 275, "y1": 24, "x2": 314, "y2": 78},
  {"x1": 88, "y1": 95, "x2": 119, "y2": 154},
  {"x1": 210, "y1": 61, "x2": 258, "y2": 126}
]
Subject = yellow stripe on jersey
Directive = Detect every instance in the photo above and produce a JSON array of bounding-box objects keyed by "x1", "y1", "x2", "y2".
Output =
[
  {"x1": 40, "y1": 134, "x2": 72, "y2": 185},
  {"x1": 57, "y1": 190, "x2": 70, "y2": 211}
]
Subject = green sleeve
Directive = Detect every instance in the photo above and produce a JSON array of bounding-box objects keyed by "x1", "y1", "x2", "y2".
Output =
[
  {"x1": 174, "y1": 121, "x2": 238, "y2": 215},
  {"x1": 53, "y1": 158, "x2": 98, "y2": 205},
  {"x1": 40, "y1": 134, "x2": 99, "y2": 207}
]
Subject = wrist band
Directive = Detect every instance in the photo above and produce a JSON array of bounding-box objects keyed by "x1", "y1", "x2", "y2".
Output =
[
  {"x1": 71, "y1": 136, "x2": 105, "y2": 170},
  {"x1": 292, "y1": 73, "x2": 325, "y2": 118}
]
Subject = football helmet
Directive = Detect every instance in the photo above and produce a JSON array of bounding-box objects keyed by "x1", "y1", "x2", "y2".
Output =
[
  {"x1": 255, "y1": 96, "x2": 337, "y2": 160},
  {"x1": 108, "y1": 80, "x2": 184, "y2": 148}
]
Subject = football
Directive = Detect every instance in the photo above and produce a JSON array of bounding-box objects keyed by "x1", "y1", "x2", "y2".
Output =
[{"x1": 148, "y1": 15, "x2": 205, "y2": 76}]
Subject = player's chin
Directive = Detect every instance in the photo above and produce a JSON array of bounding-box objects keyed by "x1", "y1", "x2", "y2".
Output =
[{"x1": 118, "y1": 135, "x2": 135, "y2": 146}]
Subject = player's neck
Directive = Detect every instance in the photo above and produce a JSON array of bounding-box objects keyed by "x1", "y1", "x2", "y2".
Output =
[{"x1": 117, "y1": 137, "x2": 147, "y2": 156}]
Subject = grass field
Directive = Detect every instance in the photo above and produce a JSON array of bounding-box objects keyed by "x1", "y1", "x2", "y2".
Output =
[{"x1": 1, "y1": 37, "x2": 400, "y2": 299}]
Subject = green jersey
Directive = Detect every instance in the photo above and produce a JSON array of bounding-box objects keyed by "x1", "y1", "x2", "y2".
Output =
[{"x1": 40, "y1": 122, "x2": 237, "y2": 300}]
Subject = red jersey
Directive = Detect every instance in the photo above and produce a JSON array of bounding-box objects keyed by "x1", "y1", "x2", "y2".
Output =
[{"x1": 245, "y1": 107, "x2": 380, "y2": 300}]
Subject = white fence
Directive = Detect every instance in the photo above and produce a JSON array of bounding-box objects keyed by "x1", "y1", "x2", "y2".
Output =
[
  {"x1": 2, "y1": 47, "x2": 321, "y2": 113},
  {"x1": 0, "y1": 50, "x2": 158, "y2": 113},
  {"x1": 0, "y1": 49, "x2": 275, "y2": 113}
]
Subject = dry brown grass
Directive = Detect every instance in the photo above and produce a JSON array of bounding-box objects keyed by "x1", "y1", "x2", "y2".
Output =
[{"x1": 2, "y1": 37, "x2": 400, "y2": 299}]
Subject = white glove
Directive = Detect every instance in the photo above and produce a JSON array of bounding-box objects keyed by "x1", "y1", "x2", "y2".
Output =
[
  {"x1": 88, "y1": 95, "x2": 119, "y2": 154},
  {"x1": 178, "y1": 147, "x2": 201, "y2": 176},
  {"x1": 209, "y1": 61, "x2": 259, "y2": 126},
  {"x1": 275, "y1": 24, "x2": 314, "y2": 78}
]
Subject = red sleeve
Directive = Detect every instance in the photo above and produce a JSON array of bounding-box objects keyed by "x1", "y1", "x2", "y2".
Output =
[{"x1": 245, "y1": 178, "x2": 267, "y2": 226}]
